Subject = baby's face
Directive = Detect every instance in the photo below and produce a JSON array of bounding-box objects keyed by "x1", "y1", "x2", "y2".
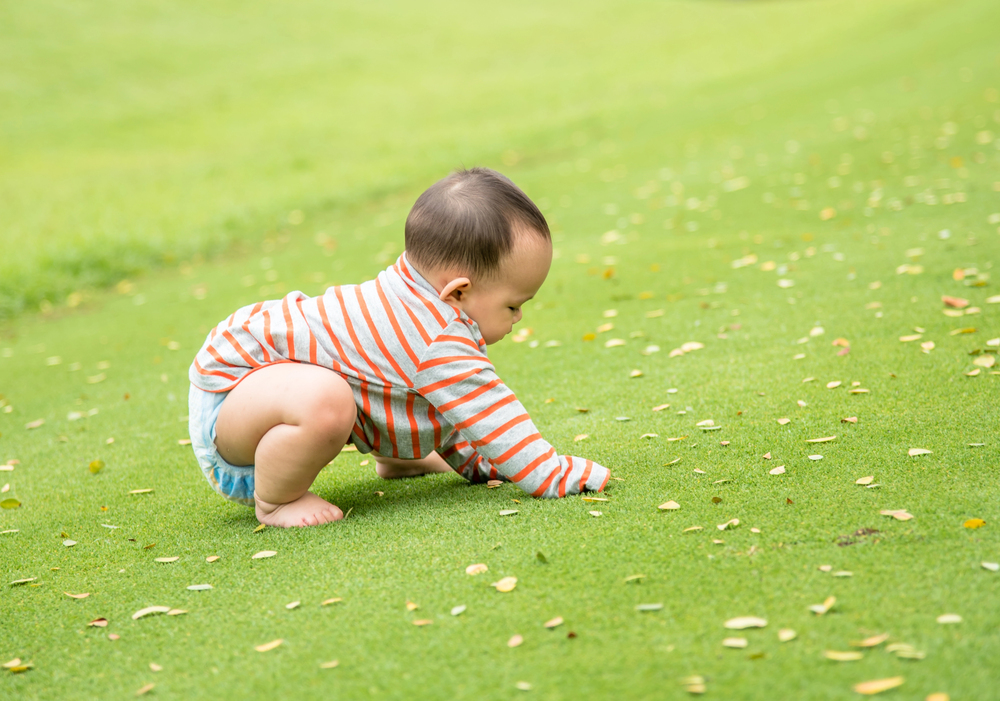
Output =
[{"x1": 459, "y1": 233, "x2": 552, "y2": 345}]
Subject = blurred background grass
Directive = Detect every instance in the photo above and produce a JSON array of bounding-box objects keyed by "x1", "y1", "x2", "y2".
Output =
[{"x1": 3, "y1": 0, "x2": 995, "y2": 321}]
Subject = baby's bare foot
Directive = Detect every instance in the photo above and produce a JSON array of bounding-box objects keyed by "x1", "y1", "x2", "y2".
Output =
[{"x1": 254, "y1": 491, "x2": 343, "y2": 528}]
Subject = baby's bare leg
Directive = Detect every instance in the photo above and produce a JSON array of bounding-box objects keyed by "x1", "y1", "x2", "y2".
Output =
[
  {"x1": 374, "y1": 451, "x2": 452, "y2": 479},
  {"x1": 214, "y1": 363, "x2": 356, "y2": 527}
]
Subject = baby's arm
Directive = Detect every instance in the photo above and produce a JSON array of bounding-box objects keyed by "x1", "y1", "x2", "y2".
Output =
[{"x1": 415, "y1": 327, "x2": 609, "y2": 497}]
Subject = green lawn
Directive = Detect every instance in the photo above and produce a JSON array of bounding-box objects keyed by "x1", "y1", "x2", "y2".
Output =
[{"x1": 2, "y1": 0, "x2": 999, "y2": 698}]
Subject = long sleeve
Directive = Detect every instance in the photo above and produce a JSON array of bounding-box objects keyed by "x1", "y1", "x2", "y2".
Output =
[
  {"x1": 436, "y1": 431, "x2": 496, "y2": 483},
  {"x1": 414, "y1": 322, "x2": 609, "y2": 498}
]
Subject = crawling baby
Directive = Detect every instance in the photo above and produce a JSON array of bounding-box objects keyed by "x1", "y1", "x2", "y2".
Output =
[{"x1": 187, "y1": 167, "x2": 609, "y2": 527}]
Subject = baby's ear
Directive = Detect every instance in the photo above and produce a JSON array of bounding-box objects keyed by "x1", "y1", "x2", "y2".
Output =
[{"x1": 438, "y1": 277, "x2": 472, "y2": 304}]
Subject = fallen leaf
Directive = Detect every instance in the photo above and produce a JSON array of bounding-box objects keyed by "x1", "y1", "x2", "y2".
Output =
[
  {"x1": 899, "y1": 334, "x2": 922, "y2": 342},
  {"x1": 154, "y1": 557, "x2": 179, "y2": 563},
  {"x1": 722, "y1": 637, "x2": 748, "y2": 648},
  {"x1": 717, "y1": 518, "x2": 740, "y2": 531},
  {"x1": 10, "y1": 577, "x2": 36, "y2": 585},
  {"x1": 205, "y1": 556, "x2": 220, "y2": 563},
  {"x1": 624, "y1": 574, "x2": 646, "y2": 583},
  {"x1": 405, "y1": 601, "x2": 419, "y2": 611},
  {"x1": 63, "y1": 540, "x2": 76, "y2": 547},
  {"x1": 806, "y1": 436, "x2": 836, "y2": 443},
  {"x1": 881, "y1": 509, "x2": 914, "y2": 521},
  {"x1": 493, "y1": 577, "x2": 518, "y2": 593},
  {"x1": 322, "y1": 597, "x2": 343, "y2": 606},
  {"x1": 253, "y1": 524, "x2": 266, "y2": 533},
  {"x1": 251, "y1": 551, "x2": 277, "y2": 559},
  {"x1": 64, "y1": 592, "x2": 90, "y2": 599},
  {"x1": 809, "y1": 596, "x2": 836, "y2": 615},
  {"x1": 808, "y1": 455, "x2": 823, "y2": 461},
  {"x1": 486, "y1": 480, "x2": 502, "y2": 489},
  {"x1": 966, "y1": 368, "x2": 981, "y2": 376},
  {"x1": 964, "y1": 518, "x2": 986, "y2": 529},
  {"x1": 635, "y1": 603, "x2": 664, "y2": 612},
  {"x1": 149, "y1": 663, "x2": 162, "y2": 672},
  {"x1": 451, "y1": 605, "x2": 466, "y2": 616},
  {"x1": 254, "y1": 639, "x2": 283, "y2": 652},
  {"x1": 412, "y1": 619, "x2": 433, "y2": 626},
  {"x1": 936, "y1": 613, "x2": 962, "y2": 624},
  {"x1": 652, "y1": 403, "x2": 670, "y2": 411},
  {"x1": 573, "y1": 434, "x2": 588, "y2": 442},
  {"x1": 88, "y1": 618, "x2": 108, "y2": 627},
  {"x1": 132, "y1": 606, "x2": 171, "y2": 620},
  {"x1": 128, "y1": 489, "x2": 153, "y2": 495},
  {"x1": 89, "y1": 460, "x2": 104, "y2": 474},
  {"x1": 777, "y1": 418, "x2": 791, "y2": 425},
  {"x1": 769, "y1": 465, "x2": 786, "y2": 475},
  {"x1": 2, "y1": 658, "x2": 21, "y2": 668},
  {"x1": 778, "y1": 629, "x2": 797, "y2": 642},
  {"x1": 320, "y1": 660, "x2": 339, "y2": 669},
  {"x1": 950, "y1": 327, "x2": 976, "y2": 336},
  {"x1": 852, "y1": 677, "x2": 904, "y2": 695},
  {"x1": 25, "y1": 419, "x2": 45, "y2": 429},
  {"x1": 640, "y1": 433, "x2": 658, "y2": 439},
  {"x1": 498, "y1": 509, "x2": 518, "y2": 516},
  {"x1": 285, "y1": 601, "x2": 300, "y2": 610},
  {"x1": 942, "y1": 295, "x2": 969, "y2": 309},
  {"x1": 825, "y1": 650, "x2": 863, "y2": 661},
  {"x1": 973, "y1": 355, "x2": 996, "y2": 368},
  {"x1": 1, "y1": 498, "x2": 21, "y2": 509},
  {"x1": 724, "y1": 617, "x2": 767, "y2": 630},
  {"x1": 136, "y1": 683, "x2": 155, "y2": 696},
  {"x1": 683, "y1": 526, "x2": 703, "y2": 533},
  {"x1": 852, "y1": 633, "x2": 890, "y2": 648},
  {"x1": 177, "y1": 439, "x2": 192, "y2": 446},
  {"x1": 982, "y1": 562, "x2": 999, "y2": 572},
  {"x1": 658, "y1": 501, "x2": 680, "y2": 511},
  {"x1": 856, "y1": 476, "x2": 874, "y2": 485},
  {"x1": 826, "y1": 381, "x2": 842, "y2": 389},
  {"x1": 466, "y1": 563, "x2": 488, "y2": 575},
  {"x1": 166, "y1": 609, "x2": 187, "y2": 616},
  {"x1": 907, "y1": 448, "x2": 932, "y2": 457},
  {"x1": 588, "y1": 510, "x2": 602, "y2": 517},
  {"x1": 544, "y1": 617, "x2": 564, "y2": 629},
  {"x1": 507, "y1": 634, "x2": 524, "y2": 648}
]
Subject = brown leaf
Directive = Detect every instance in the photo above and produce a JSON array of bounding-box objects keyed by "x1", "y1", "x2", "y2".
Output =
[
  {"x1": 942, "y1": 295, "x2": 969, "y2": 309},
  {"x1": 658, "y1": 501, "x2": 681, "y2": 511},
  {"x1": 852, "y1": 633, "x2": 889, "y2": 648},
  {"x1": 880, "y1": 509, "x2": 914, "y2": 521},
  {"x1": 841, "y1": 416, "x2": 857, "y2": 424},
  {"x1": 88, "y1": 618, "x2": 108, "y2": 627}
]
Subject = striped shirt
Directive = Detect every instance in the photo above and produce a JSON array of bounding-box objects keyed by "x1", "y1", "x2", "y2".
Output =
[{"x1": 188, "y1": 253, "x2": 609, "y2": 498}]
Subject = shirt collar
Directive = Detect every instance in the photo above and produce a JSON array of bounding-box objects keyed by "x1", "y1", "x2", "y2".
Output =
[{"x1": 391, "y1": 253, "x2": 478, "y2": 331}]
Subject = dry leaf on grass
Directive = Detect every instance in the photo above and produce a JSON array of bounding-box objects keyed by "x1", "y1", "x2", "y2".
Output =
[
  {"x1": 769, "y1": 465, "x2": 786, "y2": 475},
  {"x1": 936, "y1": 613, "x2": 961, "y2": 624},
  {"x1": 777, "y1": 418, "x2": 791, "y2": 425},
  {"x1": 809, "y1": 596, "x2": 836, "y2": 615},
  {"x1": 636, "y1": 603, "x2": 663, "y2": 612},
  {"x1": 254, "y1": 639, "x2": 283, "y2": 652},
  {"x1": 722, "y1": 637, "x2": 747, "y2": 648},
  {"x1": 507, "y1": 634, "x2": 523, "y2": 648},
  {"x1": 88, "y1": 618, "x2": 108, "y2": 627},
  {"x1": 498, "y1": 510, "x2": 518, "y2": 517},
  {"x1": 320, "y1": 660, "x2": 339, "y2": 669},
  {"x1": 724, "y1": 617, "x2": 767, "y2": 630},
  {"x1": 824, "y1": 650, "x2": 864, "y2": 661},
  {"x1": 778, "y1": 629, "x2": 797, "y2": 642},
  {"x1": 406, "y1": 601, "x2": 419, "y2": 611},
  {"x1": 412, "y1": 619, "x2": 433, "y2": 626},
  {"x1": 466, "y1": 563, "x2": 488, "y2": 575},
  {"x1": 492, "y1": 577, "x2": 518, "y2": 593},
  {"x1": 982, "y1": 562, "x2": 999, "y2": 572},
  {"x1": 251, "y1": 551, "x2": 277, "y2": 559},
  {"x1": 658, "y1": 501, "x2": 680, "y2": 511},
  {"x1": 544, "y1": 617, "x2": 564, "y2": 629},
  {"x1": 321, "y1": 598, "x2": 343, "y2": 606},
  {"x1": 132, "y1": 606, "x2": 171, "y2": 620},
  {"x1": 856, "y1": 476, "x2": 875, "y2": 485},
  {"x1": 881, "y1": 509, "x2": 913, "y2": 521},
  {"x1": 63, "y1": 592, "x2": 89, "y2": 599},
  {"x1": 154, "y1": 557, "x2": 179, "y2": 563},
  {"x1": 136, "y1": 683, "x2": 155, "y2": 696},
  {"x1": 908, "y1": 448, "x2": 932, "y2": 456},
  {"x1": 806, "y1": 436, "x2": 836, "y2": 443},
  {"x1": 852, "y1": 633, "x2": 890, "y2": 648},
  {"x1": 852, "y1": 677, "x2": 904, "y2": 695}
]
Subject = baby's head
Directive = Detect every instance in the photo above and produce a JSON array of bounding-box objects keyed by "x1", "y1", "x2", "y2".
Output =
[{"x1": 405, "y1": 168, "x2": 552, "y2": 345}]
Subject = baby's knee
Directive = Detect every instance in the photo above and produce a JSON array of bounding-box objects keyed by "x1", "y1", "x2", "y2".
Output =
[{"x1": 299, "y1": 376, "x2": 356, "y2": 440}]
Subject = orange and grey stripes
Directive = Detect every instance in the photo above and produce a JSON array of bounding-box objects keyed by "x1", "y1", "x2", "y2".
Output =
[{"x1": 189, "y1": 254, "x2": 609, "y2": 498}]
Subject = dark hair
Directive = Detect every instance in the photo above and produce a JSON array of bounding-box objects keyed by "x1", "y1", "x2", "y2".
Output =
[{"x1": 404, "y1": 167, "x2": 550, "y2": 279}]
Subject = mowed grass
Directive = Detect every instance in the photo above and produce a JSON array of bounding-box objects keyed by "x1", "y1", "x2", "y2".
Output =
[{"x1": 2, "y1": 0, "x2": 1000, "y2": 698}]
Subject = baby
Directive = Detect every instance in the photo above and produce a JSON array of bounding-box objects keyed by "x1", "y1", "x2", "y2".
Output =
[{"x1": 187, "y1": 167, "x2": 609, "y2": 527}]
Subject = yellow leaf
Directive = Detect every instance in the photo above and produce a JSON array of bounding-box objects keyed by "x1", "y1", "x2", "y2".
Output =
[
  {"x1": 253, "y1": 524, "x2": 266, "y2": 533},
  {"x1": 89, "y1": 460, "x2": 104, "y2": 474},
  {"x1": 412, "y1": 619, "x2": 433, "y2": 626},
  {"x1": 855, "y1": 476, "x2": 874, "y2": 485},
  {"x1": 778, "y1": 629, "x2": 797, "y2": 642},
  {"x1": 852, "y1": 677, "x2": 904, "y2": 695},
  {"x1": 320, "y1": 660, "x2": 340, "y2": 669},
  {"x1": 722, "y1": 637, "x2": 747, "y2": 648},
  {"x1": 507, "y1": 634, "x2": 523, "y2": 648},
  {"x1": 321, "y1": 598, "x2": 343, "y2": 606},
  {"x1": 254, "y1": 639, "x2": 283, "y2": 652},
  {"x1": 806, "y1": 436, "x2": 836, "y2": 443},
  {"x1": 493, "y1": 576, "x2": 518, "y2": 593},
  {"x1": 406, "y1": 601, "x2": 419, "y2": 611},
  {"x1": 251, "y1": 550, "x2": 277, "y2": 559},
  {"x1": 544, "y1": 616, "x2": 564, "y2": 629},
  {"x1": 964, "y1": 518, "x2": 986, "y2": 529},
  {"x1": 724, "y1": 617, "x2": 767, "y2": 630},
  {"x1": 824, "y1": 650, "x2": 863, "y2": 661},
  {"x1": 852, "y1": 633, "x2": 889, "y2": 648}
]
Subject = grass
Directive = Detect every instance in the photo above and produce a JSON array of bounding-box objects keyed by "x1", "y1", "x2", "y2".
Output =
[{"x1": 2, "y1": 0, "x2": 1000, "y2": 698}]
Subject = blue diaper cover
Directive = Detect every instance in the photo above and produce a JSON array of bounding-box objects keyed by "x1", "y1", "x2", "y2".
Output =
[{"x1": 188, "y1": 384, "x2": 255, "y2": 506}]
